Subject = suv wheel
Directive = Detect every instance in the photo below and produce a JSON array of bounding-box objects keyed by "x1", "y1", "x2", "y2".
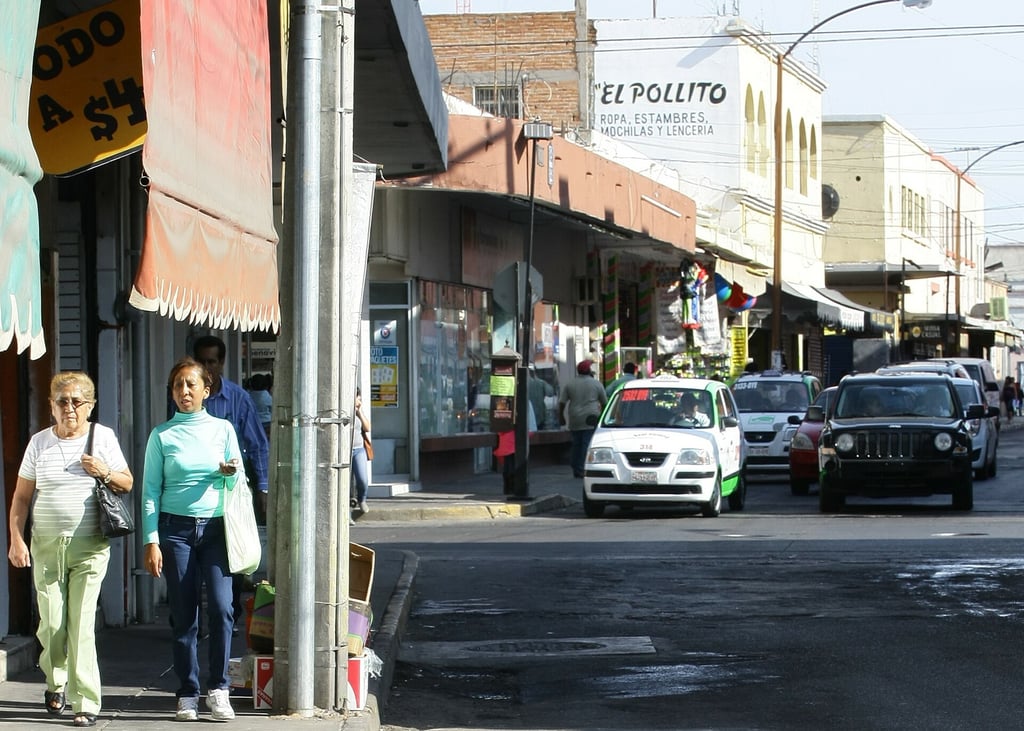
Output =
[
  {"x1": 952, "y1": 477, "x2": 974, "y2": 511},
  {"x1": 819, "y1": 477, "x2": 845, "y2": 513},
  {"x1": 701, "y1": 478, "x2": 722, "y2": 518}
]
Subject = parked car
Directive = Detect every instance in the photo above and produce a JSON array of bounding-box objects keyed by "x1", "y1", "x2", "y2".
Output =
[
  {"x1": 787, "y1": 386, "x2": 838, "y2": 495},
  {"x1": 731, "y1": 370, "x2": 822, "y2": 476},
  {"x1": 816, "y1": 372, "x2": 986, "y2": 512},
  {"x1": 930, "y1": 357, "x2": 1001, "y2": 425},
  {"x1": 583, "y1": 375, "x2": 746, "y2": 518},
  {"x1": 950, "y1": 376, "x2": 1000, "y2": 480}
]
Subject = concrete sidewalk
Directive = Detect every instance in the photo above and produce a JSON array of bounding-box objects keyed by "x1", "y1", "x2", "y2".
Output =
[{"x1": 0, "y1": 464, "x2": 581, "y2": 730}]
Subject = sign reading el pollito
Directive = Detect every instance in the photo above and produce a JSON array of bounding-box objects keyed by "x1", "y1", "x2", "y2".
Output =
[
  {"x1": 593, "y1": 17, "x2": 739, "y2": 172},
  {"x1": 29, "y1": 0, "x2": 145, "y2": 176}
]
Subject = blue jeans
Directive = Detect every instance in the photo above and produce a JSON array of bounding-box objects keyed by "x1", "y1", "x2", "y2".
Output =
[
  {"x1": 570, "y1": 428, "x2": 595, "y2": 476},
  {"x1": 352, "y1": 446, "x2": 369, "y2": 503},
  {"x1": 159, "y1": 513, "x2": 233, "y2": 698}
]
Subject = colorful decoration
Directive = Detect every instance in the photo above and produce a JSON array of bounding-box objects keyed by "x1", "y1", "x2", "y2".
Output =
[{"x1": 714, "y1": 272, "x2": 756, "y2": 311}]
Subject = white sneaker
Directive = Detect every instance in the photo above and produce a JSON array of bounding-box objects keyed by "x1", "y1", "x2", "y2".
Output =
[
  {"x1": 206, "y1": 688, "x2": 235, "y2": 722},
  {"x1": 175, "y1": 696, "x2": 199, "y2": 721},
  {"x1": 359, "y1": 500, "x2": 369, "y2": 514}
]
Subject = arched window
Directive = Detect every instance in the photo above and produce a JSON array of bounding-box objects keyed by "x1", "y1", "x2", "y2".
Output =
[
  {"x1": 758, "y1": 93, "x2": 768, "y2": 177},
  {"x1": 809, "y1": 125, "x2": 818, "y2": 181},
  {"x1": 785, "y1": 111, "x2": 794, "y2": 190},
  {"x1": 744, "y1": 86, "x2": 756, "y2": 172},
  {"x1": 799, "y1": 120, "x2": 808, "y2": 196}
]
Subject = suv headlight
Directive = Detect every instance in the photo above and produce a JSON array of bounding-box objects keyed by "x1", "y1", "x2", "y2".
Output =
[
  {"x1": 933, "y1": 433, "x2": 953, "y2": 451},
  {"x1": 587, "y1": 447, "x2": 615, "y2": 464},
  {"x1": 676, "y1": 448, "x2": 712, "y2": 465},
  {"x1": 835, "y1": 433, "x2": 855, "y2": 453}
]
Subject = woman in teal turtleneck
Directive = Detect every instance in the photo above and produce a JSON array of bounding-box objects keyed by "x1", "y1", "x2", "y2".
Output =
[{"x1": 141, "y1": 357, "x2": 242, "y2": 723}]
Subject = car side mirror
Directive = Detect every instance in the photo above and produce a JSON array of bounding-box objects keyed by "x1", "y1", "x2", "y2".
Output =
[
  {"x1": 965, "y1": 404, "x2": 987, "y2": 420},
  {"x1": 787, "y1": 414, "x2": 802, "y2": 425},
  {"x1": 988, "y1": 406, "x2": 1001, "y2": 418},
  {"x1": 722, "y1": 415, "x2": 739, "y2": 428},
  {"x1": 985, "y1": 381, "x2": 999, "y2": 393},
  {"x1": 805, "y1": 405, "x2": 825, "y2": 422}
]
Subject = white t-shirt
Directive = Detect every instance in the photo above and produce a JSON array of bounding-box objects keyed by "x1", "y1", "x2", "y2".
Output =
[{"x1": 19, "y1": 423, "x2": 130, "y2": 538}]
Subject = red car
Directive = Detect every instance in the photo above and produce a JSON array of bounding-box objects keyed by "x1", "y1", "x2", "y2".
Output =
[{"x1": 788, "y1": 386, "x2": 837, "y2": 496}]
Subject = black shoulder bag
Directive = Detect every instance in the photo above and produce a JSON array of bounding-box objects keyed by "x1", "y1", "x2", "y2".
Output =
[{"x1": 86, "y1": 423, "x2": 135, "y2": 538}]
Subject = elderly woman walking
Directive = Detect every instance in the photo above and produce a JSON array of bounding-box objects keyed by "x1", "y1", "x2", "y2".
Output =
[{"x1": 8, "y1": 372, "x2": 133, "y2": 727}]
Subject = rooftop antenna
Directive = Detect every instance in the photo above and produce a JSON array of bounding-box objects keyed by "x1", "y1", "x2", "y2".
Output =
[{"x1": 455, "y1": 0, "x2": 470, "y2": 11}]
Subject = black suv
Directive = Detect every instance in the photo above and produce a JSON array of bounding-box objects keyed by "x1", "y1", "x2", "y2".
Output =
[{"x1": 815, "y1": 372, "x2": 986, "y2": 512}]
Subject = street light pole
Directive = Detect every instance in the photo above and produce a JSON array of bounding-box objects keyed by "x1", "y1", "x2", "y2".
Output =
[
  {"x1": 953, "y1": 139, "x2": 1024, "y2": 355},
  {"x1": 770, "y1": 0, "x2": 933, "y2": 369},
  {"x1": 513, "y1": 121, "x2": 553, "y2": 499},
  {"x1": 900, "y1": 257, "x2": 919, "y2": 359}
]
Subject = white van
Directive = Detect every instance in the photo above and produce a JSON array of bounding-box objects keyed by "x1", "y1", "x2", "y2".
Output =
[{"x1": 930, "y1": 357, "x2": 1000, "y2": 418}]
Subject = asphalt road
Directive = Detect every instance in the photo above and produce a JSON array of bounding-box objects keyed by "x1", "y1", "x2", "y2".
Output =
[{"x1": 370, "y1": 428, "x2": 1024, "y2": 730}]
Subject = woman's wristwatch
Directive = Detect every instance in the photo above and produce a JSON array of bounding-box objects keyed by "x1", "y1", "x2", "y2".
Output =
[{"x1": 102, "y1": 469, "x2": 113, "y2": 486}]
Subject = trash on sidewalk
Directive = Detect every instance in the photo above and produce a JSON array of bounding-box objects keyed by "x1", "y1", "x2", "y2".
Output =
[
  {"x1": 253, "y1": 655, "x2": 274, "y2": 710},
  {"x1": 347, "y1": 648, "x2": 383, "y2": 711},
  {"x1": 228, "y1": 655, "x2": 253, "y2": 689},
  {"x1": 249, "y1": 581, "x2": 275, "y2": 654},
  {"x1": 348, "y1": 543, "x2": 375, "y2": 655}
]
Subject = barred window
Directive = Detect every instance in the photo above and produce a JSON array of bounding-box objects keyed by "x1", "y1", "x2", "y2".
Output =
[{"x1": 473, "y1": 85, "x2": 521, "y2": 119}]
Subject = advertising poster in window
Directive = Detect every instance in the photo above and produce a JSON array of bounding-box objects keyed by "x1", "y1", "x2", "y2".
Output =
[{"x1": 371, "y1": 320, "x2": 399, "y2": 408}]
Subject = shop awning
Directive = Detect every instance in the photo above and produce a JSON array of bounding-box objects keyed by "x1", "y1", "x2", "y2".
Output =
[
  {"x1": 763, "y1": 282, "x2": 844, "y2": 327},
  {"x1": 0, "y1": 2, "x2": 45, "y2": 359},
  {"x1": 813, "y1": 286, "x2": 894, "y2": 334},
  {"x1": 128, "y1": 1, "x2": 280, "y2": 331}
]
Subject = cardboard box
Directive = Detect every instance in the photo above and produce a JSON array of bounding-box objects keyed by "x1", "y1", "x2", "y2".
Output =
[
  {"x1": 348, "y1": 543, "x2": 375, "y2": 656},
  {"x1": 228, "y1": 655, "x2": 252, "y2": 689},
  {"x1": 347, "y1": 650, "x2": 369, "y2": 711},
  {"x1": 253, "y1": 655, "x2": 274, "y2": 710}
]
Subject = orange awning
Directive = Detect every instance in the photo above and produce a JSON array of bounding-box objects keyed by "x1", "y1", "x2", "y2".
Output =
[{"x1": 129, "y1": 0, "x2": 280, "y2": 331}]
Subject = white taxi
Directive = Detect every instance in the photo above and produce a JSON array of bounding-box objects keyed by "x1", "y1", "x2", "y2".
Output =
[{"x1": 582, "y1": 376, "x2": 746, "y2": 518}]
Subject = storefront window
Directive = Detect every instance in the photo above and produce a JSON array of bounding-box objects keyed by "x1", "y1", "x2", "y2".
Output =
[{"x1": 419, "y1": 282, "x2": 491, "y2": 437}]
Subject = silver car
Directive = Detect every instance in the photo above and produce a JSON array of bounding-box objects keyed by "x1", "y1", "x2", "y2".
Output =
[{"x1": 951, "y1": 376, "x2": 999, "y2": 479}]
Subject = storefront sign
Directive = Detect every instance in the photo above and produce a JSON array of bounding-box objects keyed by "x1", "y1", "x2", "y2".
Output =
[
  {"x1": 370, "y1": 346, "x2": 399, "y2": 408},
  {"x1": 730, "y1": 326, "x2": 747, "y2": 378},
  {"x1": 655, "y1": 267, "x2": 686, "y2": 354},
  {"x1": 29, "y1": 0, "x2": 146, "y2": 175}
]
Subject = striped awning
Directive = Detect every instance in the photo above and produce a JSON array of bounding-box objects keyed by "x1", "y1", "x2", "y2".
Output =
[{"x1": 0, "y1": 1, "x2": 45, "y2": 359}]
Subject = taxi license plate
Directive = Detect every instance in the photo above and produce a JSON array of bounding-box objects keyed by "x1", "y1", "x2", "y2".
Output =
[
  {"x1": 749, "y1": 446, "x2": 770, "y2": 457},
  {"x1": 631, "y1": 471, "x2": 658, "y2": 484}
]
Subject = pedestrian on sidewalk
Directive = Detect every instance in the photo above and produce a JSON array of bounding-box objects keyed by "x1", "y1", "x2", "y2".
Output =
[
  {"x1": 1002, "y1": 377, "x2": 1017, "y2": 423},
  {"x1": 142, "y1": 357, "x2": 242, "y2": 722},
  {"x1": 352, "y1": 387, "x2": 372, "y2": 517},
  {"x1": 8, "y1": 372, "x2": 133, "y2": 728},
  {"x1": 605, "y1": 361, "x2": 637, "y2": 398},
  {"x1": 558, "y1": 359, "x2": 607, "y2": 478}
]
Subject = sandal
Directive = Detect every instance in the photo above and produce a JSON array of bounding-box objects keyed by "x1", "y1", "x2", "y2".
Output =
[
  {"x1": 44, "y1": 689, "x2": 66, "y2": 716},
  {"x1": 73, "y1": 712, "x2": 98, "y2": 727}
]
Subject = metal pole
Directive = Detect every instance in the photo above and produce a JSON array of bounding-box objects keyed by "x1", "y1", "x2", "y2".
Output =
[
  {"x1": 513, "y1": 137, "x2": 540, "y2": 499},
  {"x1": 900, "y1": 257, "x2": 906, "y2": 359},
  {"x1": 771, "y1": 0, "x2": 921, "y2": 368},
  {"x1": 287, "y1": 0, "x2": 321, "y2": 716}
]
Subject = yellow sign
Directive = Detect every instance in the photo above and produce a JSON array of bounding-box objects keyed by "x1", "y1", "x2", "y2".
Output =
[
  {"x1": 730, "y1": 326, "x2": 748, "y2": 379},
  {"x1": 29, "y1": 0, "x2": 146, "y2": 175}
]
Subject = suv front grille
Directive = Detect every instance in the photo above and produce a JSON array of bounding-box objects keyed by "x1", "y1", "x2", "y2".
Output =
[{"x1": 848, "y1": 430, "x2": 926, "y2": 458}]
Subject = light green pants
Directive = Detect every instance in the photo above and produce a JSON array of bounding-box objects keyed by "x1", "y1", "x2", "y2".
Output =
[{"x1": 31, "y1": 534, "x2": 110, "y2": 716}]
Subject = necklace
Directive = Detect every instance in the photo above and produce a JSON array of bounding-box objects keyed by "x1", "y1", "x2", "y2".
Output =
[{"x1": 54, "y1": 432, "x2": 86, "y2": 473}]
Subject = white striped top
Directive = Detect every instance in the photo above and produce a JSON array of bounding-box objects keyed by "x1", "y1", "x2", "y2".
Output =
[{"x1": 19, "y1": 423, "x2": 130, "y2": 538}]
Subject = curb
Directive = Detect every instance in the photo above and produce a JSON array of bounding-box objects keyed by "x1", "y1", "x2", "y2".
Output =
[
  {"x1": 0, "y1": 635, "x2": 35, "y2": 683},
  {"x1": 342, "y1": 551, "x2": 419, "y2": 731}
]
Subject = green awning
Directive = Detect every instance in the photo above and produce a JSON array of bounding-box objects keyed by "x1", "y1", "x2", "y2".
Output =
[{"x1": 0, "y1": 1, "x2": 45, "y2": 358}]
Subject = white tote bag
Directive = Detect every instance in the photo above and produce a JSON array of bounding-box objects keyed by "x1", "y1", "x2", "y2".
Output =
[{"x1": 223, "y1": 473, "x2": 262, "y2": 575}]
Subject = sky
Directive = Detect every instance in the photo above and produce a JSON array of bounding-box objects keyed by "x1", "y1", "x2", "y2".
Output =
[{"x1": 416, "y1": 0, "x2": 1024, "y2": 257}]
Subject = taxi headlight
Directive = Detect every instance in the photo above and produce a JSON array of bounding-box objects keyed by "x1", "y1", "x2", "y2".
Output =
[
  {"x1": 835, "y1": 433, "x2": 855, "y2": 453},
  {"x1": 587, "y1": 447, "x2": 615, "y2": 464},
  {"x1": 933, "y1": 433, "x2": 953, "y2": 451},
  {"x1": 676, "y1": 448, "x2": 712, "y2": 465}
]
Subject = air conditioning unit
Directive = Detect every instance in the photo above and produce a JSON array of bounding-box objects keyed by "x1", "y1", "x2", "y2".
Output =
[{"x1": 574, "y1": 277, "x2": 598, "y2": 306}]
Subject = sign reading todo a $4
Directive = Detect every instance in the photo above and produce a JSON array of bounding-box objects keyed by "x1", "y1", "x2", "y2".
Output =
[{"x1": 29, "y1": 0, "x2": 146, "y2": 175}]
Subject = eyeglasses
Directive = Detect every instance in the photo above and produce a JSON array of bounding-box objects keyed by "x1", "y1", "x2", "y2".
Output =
[{"x1": 54, "y1": 397, "x2": 91, "y2": 409}]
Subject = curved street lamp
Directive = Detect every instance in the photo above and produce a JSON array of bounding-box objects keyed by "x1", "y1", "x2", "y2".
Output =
[
  {"x1": 952, "y1": 139, "x2": 1024, "y2": 354},
  {"x1": 770, "y1": 0, "x2": 933, "y2": 368}
]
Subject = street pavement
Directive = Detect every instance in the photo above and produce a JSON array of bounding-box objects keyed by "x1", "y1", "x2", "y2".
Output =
[{"x1": 0, "y1": 462, "x2": 582, "y2": 730}]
